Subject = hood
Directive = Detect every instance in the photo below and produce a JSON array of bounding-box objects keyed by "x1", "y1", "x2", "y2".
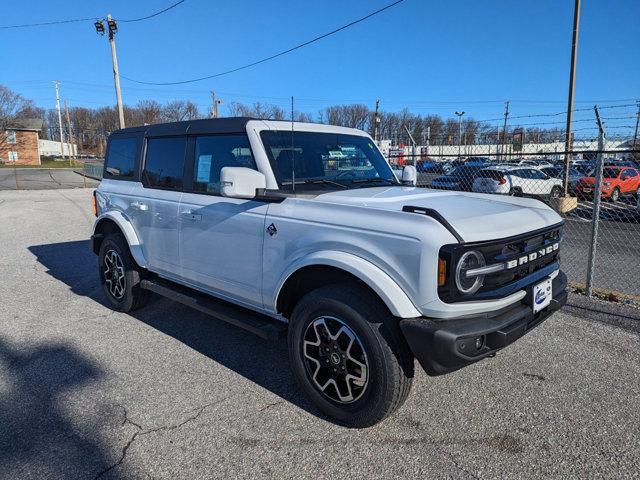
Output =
[{"x1": 313, "y1": 186, "x2": 562, "y2": 242}]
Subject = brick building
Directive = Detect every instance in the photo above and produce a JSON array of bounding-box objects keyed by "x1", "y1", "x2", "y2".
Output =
[{"x1": 0, "y1": 119, "x2": 43, "y2": 166}]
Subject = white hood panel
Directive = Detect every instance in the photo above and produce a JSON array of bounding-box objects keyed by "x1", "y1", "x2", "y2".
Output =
[{"x1": 314, "y1": 187, "x2": 563, "y2": 242}]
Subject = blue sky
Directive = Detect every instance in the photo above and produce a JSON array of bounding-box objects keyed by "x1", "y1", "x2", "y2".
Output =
[{"x1": 2, "y1": 0, "x2": 638, "y2": 135}]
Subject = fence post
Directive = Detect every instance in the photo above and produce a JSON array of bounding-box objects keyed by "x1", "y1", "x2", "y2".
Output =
[{"x1": 585, "y1": 107, "x2": 605, "y2": 296}]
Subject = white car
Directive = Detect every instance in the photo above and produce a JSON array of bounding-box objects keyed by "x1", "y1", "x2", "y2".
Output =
[
  {"x1": 92, "y1": 118, "x2": 567, "y2": 427},
  {"x1": 472, "y1": 166, "x2": 563, "y2": 198}
]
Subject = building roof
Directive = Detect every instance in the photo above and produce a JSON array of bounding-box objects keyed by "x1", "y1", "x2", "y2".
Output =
[{"x1": 8, "y1": 118, "x2": 43, "y2": 131}]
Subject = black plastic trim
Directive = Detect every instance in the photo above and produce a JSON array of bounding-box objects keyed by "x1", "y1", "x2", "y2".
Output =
[
  {"x1": 402, "y1": 205, "x2": 463, "y2": 242},
  {"x1": 400, "y1": 271, "x2": 567, "y2": 376}
]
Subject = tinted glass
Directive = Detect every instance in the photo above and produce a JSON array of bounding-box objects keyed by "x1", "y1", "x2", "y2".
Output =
[
  {"x1": 260, "y1": 131, "x2": 394, "y2": 190},
  {"x1": 104, "y1": 137, "x2": 138, "y2": 179},
  {"x1": 477, "y1": 170, "x2": 504, "y2": 180},
  {"x1": 193, "y1": 134, "x2": 256, "y2": 194},
  {"x1": 143, "y1": 137, "x2": 186, "y2": 190},
  {"x1": 529, "y1": 169, "x2": 547, "y2": 179},
  {"x1": 602, "y1": 168, "x2": 620, "y2": 179},
  {"x1": 627, "y1": 169, "x2": 638, "y2": 177}
]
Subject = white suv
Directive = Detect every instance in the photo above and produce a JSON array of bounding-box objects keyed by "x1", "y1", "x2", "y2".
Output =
[
  {"x1": 91, "y1": 118, "x2": 567, "y2": 427},
  {"x1": 472, "y1": 165, "x2": 563, "y2": 199}
]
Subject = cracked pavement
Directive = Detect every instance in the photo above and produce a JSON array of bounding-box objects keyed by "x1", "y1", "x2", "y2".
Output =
[{"x1": 1, "y1": 188, "x2": 639, "y2": 479}]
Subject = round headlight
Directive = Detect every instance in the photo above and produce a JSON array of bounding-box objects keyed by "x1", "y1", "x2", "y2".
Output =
[{"x1": 455, "y1": 250, "x2": 486, "y2": 294}]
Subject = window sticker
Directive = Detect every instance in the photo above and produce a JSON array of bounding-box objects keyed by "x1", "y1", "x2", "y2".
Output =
[{"x1": 196, "y1": 155, "x2": 213, "y2": 183}]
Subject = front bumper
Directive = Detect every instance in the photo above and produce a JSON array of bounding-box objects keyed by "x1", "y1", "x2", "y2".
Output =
[{"x1": 400, "y1": 270, "x2": 567, "y2": 376}]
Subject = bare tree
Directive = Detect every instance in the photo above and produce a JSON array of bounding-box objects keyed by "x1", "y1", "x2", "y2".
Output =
[{"x1": 161, "y1": 101, "x2": 201, "y2": 122}]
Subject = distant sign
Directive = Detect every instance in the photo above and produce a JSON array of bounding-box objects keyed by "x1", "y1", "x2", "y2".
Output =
[{"x1": 512, "y1": 128, "x2": 525, "y2": 151}]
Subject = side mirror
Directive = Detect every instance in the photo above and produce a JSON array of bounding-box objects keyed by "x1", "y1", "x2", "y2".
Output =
[
  {"x1": 220, "y1": 167, "x2": 266, "y2": 199},
  {"x1": 401, "y1": 165, "x2": 417, "y2": 186}
]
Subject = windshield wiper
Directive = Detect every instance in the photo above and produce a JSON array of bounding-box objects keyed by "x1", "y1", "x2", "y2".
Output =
[
  {"x1": 350, "y1": 177, "x2": 398, "y2": 185},
  {"x1": 302, "y1": 179, "x2": 349, "y2": 189}
]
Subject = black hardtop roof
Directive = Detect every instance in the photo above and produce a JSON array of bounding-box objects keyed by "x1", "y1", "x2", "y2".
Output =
[{"x1": 111, "y1": 117, "x2": 256, "y2": 138}]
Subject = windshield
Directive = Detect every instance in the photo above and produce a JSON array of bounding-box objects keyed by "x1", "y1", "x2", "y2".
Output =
[{"x1": 260, "y1": 131, "x2": 396, "y2": 190}]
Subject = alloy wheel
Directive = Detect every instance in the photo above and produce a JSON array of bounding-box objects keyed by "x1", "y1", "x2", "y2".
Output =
[
  {"x1": 302, "y1": 316, "x2": 369, "y2": 404},
  {"x1": 103, "y1": 249, "x2": 126, "y2": 300}
]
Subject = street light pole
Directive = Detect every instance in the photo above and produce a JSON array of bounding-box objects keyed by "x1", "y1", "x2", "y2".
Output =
[
  {"x1": 95, "y1": 15, "x2": 125, "y2": 129},
  {"x1": 563, "y1": 0, "x2": 581, "y2": 196},
  {"x1": 455, "y1": 111, "x2": 465, "y2": 159}
]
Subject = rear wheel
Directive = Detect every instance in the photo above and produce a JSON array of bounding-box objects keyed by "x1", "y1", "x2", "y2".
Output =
[
  {"x1": 98, "y1": 233, "x2": 149, "y2": 312},
  {"x1": 288, "y1": 283, "x2": 413, "y2": 428},
  {"x1": 509, "y1": 187, "x2": 523, "y2": 197},
  {"x1": 550, "y1": 186, "x2": 562, "y2": 199}
]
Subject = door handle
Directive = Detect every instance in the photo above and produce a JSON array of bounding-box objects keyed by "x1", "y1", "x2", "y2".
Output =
[
  {"x1": 180, "y1": 210, "x2": 202, "y2": 221},
  {"x1": 130, "y1": 201, "x2": 148, "y2": 211}
]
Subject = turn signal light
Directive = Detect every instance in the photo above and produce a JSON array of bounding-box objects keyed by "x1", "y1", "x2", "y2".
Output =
[
  {"x1": 92, "y1": 191, "x2": 98, "y2": 217},
  {"x1": 438, "y1": 258, "x2": 447, "y2": 286}
]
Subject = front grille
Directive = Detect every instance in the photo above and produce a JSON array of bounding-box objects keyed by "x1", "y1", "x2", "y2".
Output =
[{"x1": 438, "y1": 223, "x2": 563, "y2": 302}]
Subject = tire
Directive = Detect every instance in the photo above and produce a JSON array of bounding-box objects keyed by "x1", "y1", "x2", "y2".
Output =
[
  {"x1": 509, "y1": 187, "x2": 523, "y2": 197},
  {"x1": 610, "y1": 187, "x2": 620, "y2": 202},
  {"x1": 98, "y1": 233, "x2": 149, "y2": 312},
  {"x1": 550, "y1": 186, "x2": 562, "y2": 199},
  {"x1": 288, "y1": 283, "x2": 414, "y2": 428}
]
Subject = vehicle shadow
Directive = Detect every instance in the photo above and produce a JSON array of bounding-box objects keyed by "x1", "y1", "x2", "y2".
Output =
[
  {"x1": 28, "y1": 241, "x2": 321, "y2": 421},
  {"x1": 0, "y1": 336, "x2": 119, "y2": 479}
]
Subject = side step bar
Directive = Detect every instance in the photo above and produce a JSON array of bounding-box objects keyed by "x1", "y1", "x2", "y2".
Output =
[{"x1": 140, "y1": 278, "x2": 287, "y2": 341}]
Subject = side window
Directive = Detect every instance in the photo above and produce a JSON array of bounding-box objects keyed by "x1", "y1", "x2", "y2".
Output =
[
  {"x1": 143, "y1": 137, "x2": 187, "y2": 190},
  {"x1": 628, "y1": 169, "x2": 638, "y2": 177},
  {"x1": 514, "y1": 169, "x2": 528, "y2": 179},
  {"x1": 104, "y1": 137, "x2": 138, "y2": 179},
  {"x1": 192, "y1": 134, "x2": 256, "y2": 194},
  {"x1": 529, "y1": 169, "x2": 547, "y2": 180}
]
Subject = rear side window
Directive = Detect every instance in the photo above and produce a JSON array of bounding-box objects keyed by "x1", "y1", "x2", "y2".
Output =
[
  {"x1": 104, "y1": 137, "x2": 138, "y2": 179},
  {"x1": 143, "y1": 137, "x2": 187, "y2": 190},
  {"x1": 192, "y1": 134, "x2": 256, "y2": 194},
  {"x1": 477, "y1": 170, "x2": 504, "y2": 180}
]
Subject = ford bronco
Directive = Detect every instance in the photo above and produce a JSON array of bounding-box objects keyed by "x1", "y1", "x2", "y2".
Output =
[{"x1": 91, "y1": 117, "x2": 567, "y2": 427}]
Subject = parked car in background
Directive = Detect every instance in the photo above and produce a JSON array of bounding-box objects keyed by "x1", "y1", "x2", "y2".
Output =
[
  {"x1": 575, "y1": 166, "x2": 640, "y2": 201},
  {"x1": 539, "y1": 166, "x2": 583, "y2": 193},
  {"x1": 464, "y1": 157, "x2": 492, "y2": 167},
  {"x1": 472, "y1": 166, "x2": 563, "y2": 198},
  {"x1": 430, "y1": 165, "x2": 488, "y2": 191},
  {"x1": 415, "y1": 159, "x2": 446, "y2": 174}
]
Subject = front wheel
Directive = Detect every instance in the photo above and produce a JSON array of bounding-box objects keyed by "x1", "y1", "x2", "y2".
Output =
[
  {"x1": 550, "y1": 186, "x2": 562, "y2": 199},
  {"x1": 610, "y1": 187, "x2": 620, "y2": 202},
  {"x1": 288, "y1": 283, "x2": 414, "y2": 428}
]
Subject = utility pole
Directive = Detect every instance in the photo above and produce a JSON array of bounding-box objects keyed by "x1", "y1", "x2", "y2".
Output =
[
  {"x1": 500, "y1": 101, "x2": 509, "y2": 162},
  {"x1": 95, "y1": 15, "x2": 125, "y2": 129},
  {"x1": 632, "y1": 100, "x2": 640, "y2": 156},
  {"x1": 210, "y1": 91, "x2": 223, "y2": 118},
  {"x1": 64, "y1": 100, "x2": 75, "y2": 161},
  {"x1": 54, "y1": 81, "x2": 66, "y2": 159},
  {"x1": 455, "y1": 111, "x2": 465, "y2": 160},
  {"x1": 374, "y1": 99, "x2": 381, "y2": 142},
  {"x1": 563, "y1": 0, "x2": 581, "y2": 196}
]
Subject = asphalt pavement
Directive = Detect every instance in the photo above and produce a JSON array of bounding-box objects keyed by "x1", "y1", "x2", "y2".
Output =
[
  {"x1": 0, "y1": 188, "x2": 638, "y2": 479},
  {"x1": 0, "y1": 168, "x2": 98, "y2": 191}
]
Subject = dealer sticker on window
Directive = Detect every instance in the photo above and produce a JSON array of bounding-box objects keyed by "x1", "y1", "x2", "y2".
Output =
[{"x1": 533, "y1": 278, "x2": 553, "y2": 313}]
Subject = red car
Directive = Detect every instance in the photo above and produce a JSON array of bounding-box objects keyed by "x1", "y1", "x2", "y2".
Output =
[{"x1": 576, "y1": 166, "x2": 640, "y2": 201}]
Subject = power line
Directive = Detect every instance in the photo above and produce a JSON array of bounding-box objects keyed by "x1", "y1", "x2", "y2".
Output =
[
  {"x1": 115, "y1": 0, "x2": 186, "y2": 23},
  {"x1": 0, "y1": 0, "x2": 186, "y2": 29},
  {"x1": 121, "y1": 0, "x2": 406, "y2": 85},
  {"x1": 0, "y1": 16, "x2": 96, "y2": 30}
]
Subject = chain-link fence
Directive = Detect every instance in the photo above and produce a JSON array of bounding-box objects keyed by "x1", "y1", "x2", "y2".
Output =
[{"x1": 387, "y1": 141, "x2": 640, "y2": 300}]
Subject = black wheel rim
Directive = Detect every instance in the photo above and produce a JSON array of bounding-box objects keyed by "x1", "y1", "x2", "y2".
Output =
[
  {"x1": 302, "y1": 316, "x2": 369, "y2": 404},
  {"x1": 103, "y1": 249, "x2": 126, "y2": 300}
]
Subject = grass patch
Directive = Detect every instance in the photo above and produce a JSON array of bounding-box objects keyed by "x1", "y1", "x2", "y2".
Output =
[{"x1": 0, "y1": 157, "x2": 80, "y2": 168}]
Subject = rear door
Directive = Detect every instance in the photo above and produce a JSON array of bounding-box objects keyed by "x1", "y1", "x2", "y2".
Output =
[
  {"x1": 128, "y1": 136, "x2": 187, "y2": 276},
  {"x1": 178, "y1": 133, "x2": 268, "y2": 309}
]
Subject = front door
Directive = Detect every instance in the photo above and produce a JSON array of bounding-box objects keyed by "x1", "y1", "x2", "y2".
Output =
[{"x1": 178, "y1": 134, "x2": 267, "y2": 309}]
